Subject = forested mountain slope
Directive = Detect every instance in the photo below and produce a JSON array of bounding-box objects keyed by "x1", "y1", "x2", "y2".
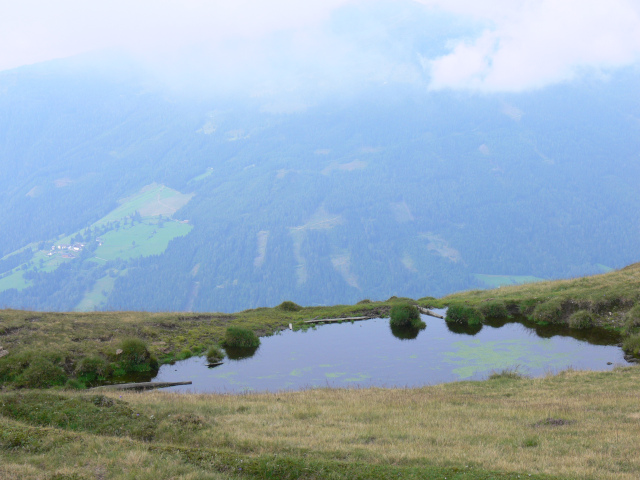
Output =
[{"x1": 1, "y1": 23, "x2": 639, "y2": 312}]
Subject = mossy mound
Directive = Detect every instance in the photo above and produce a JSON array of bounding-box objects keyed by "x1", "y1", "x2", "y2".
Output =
[
  {"x1": 0, "y1": 351, "x2": 69, "y2": 389},
  {"x1": 75, "y1": 356, "x2": 111, "y2": 385}
]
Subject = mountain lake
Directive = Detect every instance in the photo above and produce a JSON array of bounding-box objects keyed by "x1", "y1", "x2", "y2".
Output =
[{"x1": 151, "y1": 309, "x2": 630, "y2": 393}]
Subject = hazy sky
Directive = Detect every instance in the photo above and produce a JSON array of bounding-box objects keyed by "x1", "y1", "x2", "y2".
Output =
[{"x1": 2, "y1": 0, "x2": 640, "y2": 93}]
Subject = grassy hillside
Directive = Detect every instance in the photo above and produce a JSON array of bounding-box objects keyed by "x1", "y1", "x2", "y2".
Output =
[
  {"x1": 3, "y1": 267, "x2": 640, "y2": 477},
  {"x1": 443, "y1": 261, "x2": 640, "y2": 328}
]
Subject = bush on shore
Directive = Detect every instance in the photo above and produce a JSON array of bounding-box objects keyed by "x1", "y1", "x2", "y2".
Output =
[
  {"x1": 531, "y1": 299, "x2": 566, "y2": 325},
  {"x1": 622, "y1": 333, "x2": 640, "y2": 356},
  {"x1": 206, "y1": 345, "x2": 225, "y2": 363},
  {"x1": 389, "y1": 304, "x2": 426, "y2": 329},
  {"x1": 445, "y1": 305, "x2": 484, "y2": 325},
  {"x1": 478, "y1": 301, "x2": 509, "y2": 319},
  {"x1": 115, "y1": 338, "x2": 159, "y2": 374},
  {"x1": 222, "y1": 326, "x2": 261, "y2": 348}
]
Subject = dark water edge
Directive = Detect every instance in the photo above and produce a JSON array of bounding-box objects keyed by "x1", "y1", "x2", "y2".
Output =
[{"x1": 147, "y1": 312, "x2": 630, "y2": 394}]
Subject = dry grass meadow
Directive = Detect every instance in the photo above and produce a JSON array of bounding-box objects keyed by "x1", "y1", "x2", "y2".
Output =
[{"x1": 2, "y1": 366, "x2": 640, "y2": 479}]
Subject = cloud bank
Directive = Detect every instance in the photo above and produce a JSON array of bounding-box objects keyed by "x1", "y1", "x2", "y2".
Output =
[
  {"x1": 1, "y1": 0, "x2": 640, "y2": 94},
  {"x1": 423, "y1": 0, "x2": 640, "y2": 91}
]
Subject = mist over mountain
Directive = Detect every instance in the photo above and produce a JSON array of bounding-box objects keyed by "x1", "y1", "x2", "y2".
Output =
[{"x1": 1, "y1": 1, "x2": 640, "y2": 312}]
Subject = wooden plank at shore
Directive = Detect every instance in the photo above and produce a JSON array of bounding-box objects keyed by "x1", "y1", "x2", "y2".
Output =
[
  {"x1": 92, "y1": 381, "x2": 192, "y2": 391},
  {"x1": 304, "y1": 316, "x2": 372, "y2": 324},
  {"x1": 418, "y1": 307, "x2": 444, "y2": 319}
]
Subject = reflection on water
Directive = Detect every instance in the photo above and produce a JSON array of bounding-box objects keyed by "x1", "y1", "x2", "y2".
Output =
[
  {"x1": 153, "y1": 310, "x2": 629, "y2": 394},
  {"x1": 390, "y1": 324, "x2": 422, "y2": 340},
  {"x1": 446, "y1": 321, "x2": 483, "y2": 336},
  {"x1": 224, "y1": 345, "x2": 260, "y2": 360}
]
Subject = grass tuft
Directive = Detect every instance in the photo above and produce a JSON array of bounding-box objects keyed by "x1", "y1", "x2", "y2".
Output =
[
  {"x1": 568, "y1": 310, "x2": 594, "y2": 329},
  {"x1": 531, "y1": 298, "x2": 566, "y2": 325},
  {"x1": 478, "y1": 300, "x2": 510, "y2": 319},
  {"x1": 446, "y1": 304, "x2": 485, "y2": 325},
  {"x1": 488, "y1": 367, "x2": 523, "y2": 380},
  {"x1": 389, "y1": 304, "x2": 425, "y2": 329},
  {"x1": 278, "y1": 301, "x2": 302, "y2": 312},
  {"x1": 116, "y1": 338, "x2": 159, "y2": 374},
  {"x1": 205, "y1": 345, "x2": 224, "y2": 363},
  {"x1": 75, "y1": 356, "x2": 111, "y2": 385},
  {"x1": 221, "y1": 326, "x2": 260, "y2": 348},
  {"x1": 622, "y1": 333, "x2": 640, "y2": 355},
  {"x1": 622, "y1": 304, "x2": 640, "y2": 336}
]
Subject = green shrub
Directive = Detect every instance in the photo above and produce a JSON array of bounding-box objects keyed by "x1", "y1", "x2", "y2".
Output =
[
  {"x1": 75, "y1": 356, "x2": 110, "y2": 383},
  {"x1": 478, "y1": 301, "x2": 509, "y2": 319},
  {"x1": 15, "y1": 357, "x2": 67, "y2": 388},
  {"x1": 389, "y1": 304, "x2": 425, "y2": 329},
  {"x1": 622, "y1": 333, "x2": 640, "y2": 356},
  {"x1": 623, "y1": 304, "x2": 640, "y2": 336},
  {"x1": 278, "y1": 301, "x2": 302, "y2": 312},
  {"x1": 445, "y1": 305, "x2": 484, "y2": 325},
  {"x1": 356, "y1": 299, "x2": 372, "y2": 304},
  {"x1": 568, "y1": 310, "x2": 594, "y2": 329},
  {"x1": 116, "y1": 338, "x2": 158, "y2": 374},
  {"x1": 222, "y1": 326, "x2": 261, "y2": 348},
  {"x1": 531, "y1": 299, "x2": 566, "y2": 324},
  {"x1": 206, "y1": 345, "x2": 225, "y2": 363}
]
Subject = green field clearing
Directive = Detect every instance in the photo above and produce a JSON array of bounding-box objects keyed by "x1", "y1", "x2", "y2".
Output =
[
  {"x1": 0, "y1": 270, "x2": 30, "y2": 292},
  {"x1": 74, "y1": 270, "x2": 125, "y2": 311},
  {"x1": 0, "y1": 251, "x2": 75, "y2": 293},
  {"x1": 33, "y1": 251, "x2": 70, "y2": 273},
  {"x1": 93, "y1": 220, "x2": 192, "y2": 261},
  {"x1": 189, "y1": 167, "x2": 213, "y2": 183},
  {"x1": 95, "y1": 183, "x2": 192, "y2": 225},
  {"x1": 0, "y1": 184, "x2": 194, "y2": 297},
  {"x1": 474, "y1": 273, "x2": 545, "y2": 288}
]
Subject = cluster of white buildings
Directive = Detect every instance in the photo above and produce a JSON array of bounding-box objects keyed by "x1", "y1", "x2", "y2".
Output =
[{"x1": 47, "y1": 242, "x2": 85, "y2": 257}]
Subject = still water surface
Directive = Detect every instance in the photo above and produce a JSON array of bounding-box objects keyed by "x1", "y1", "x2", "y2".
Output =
[{"x1": 153, "y1": 312, "x2": 629, "y2": 393}]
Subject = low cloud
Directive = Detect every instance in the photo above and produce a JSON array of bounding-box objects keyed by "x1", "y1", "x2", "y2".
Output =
[
  {"x1": 422, "y1": 0, "x2": 640, "y2": 91},
  {"x1": 2, "y1": 0, "x2": 640, "y2": 95}
]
